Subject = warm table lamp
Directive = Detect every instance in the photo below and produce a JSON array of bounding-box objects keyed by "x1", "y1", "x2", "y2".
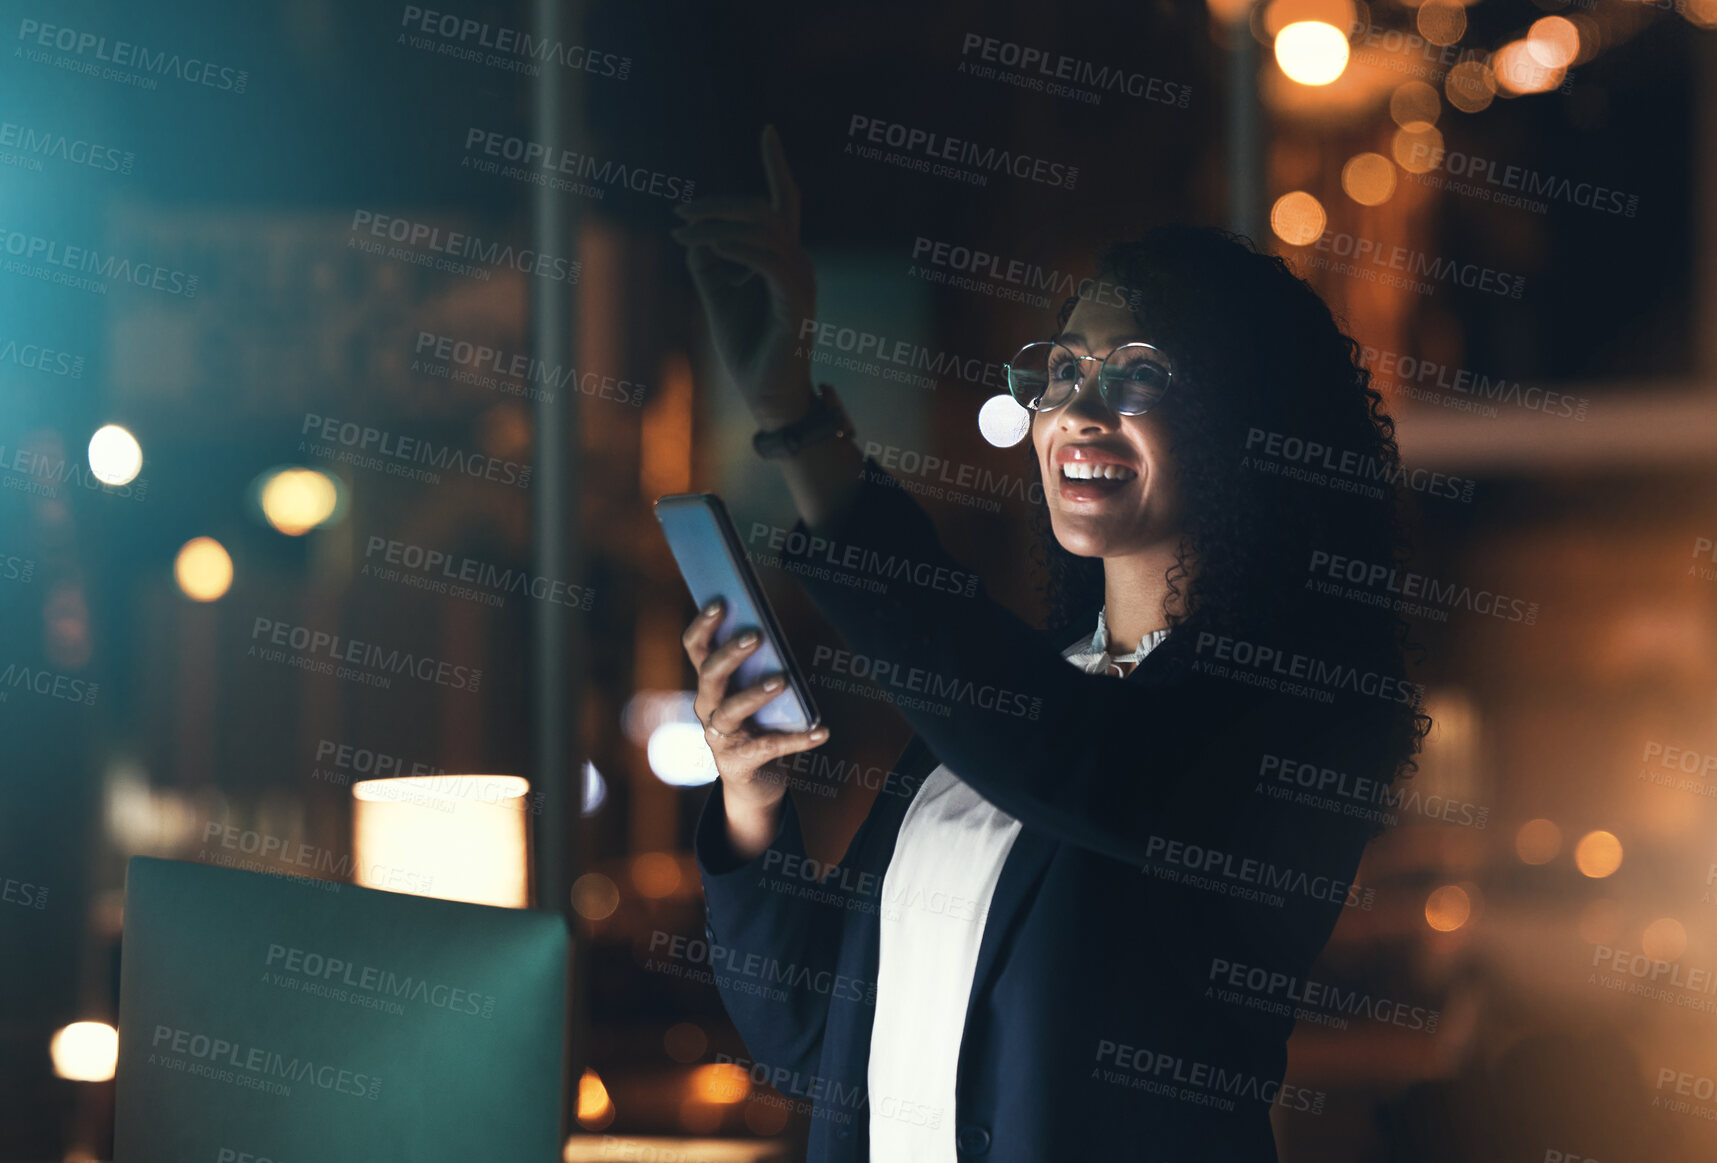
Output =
[{"x1": 351, "y1": 774, "x2": 533, "y2": 907}]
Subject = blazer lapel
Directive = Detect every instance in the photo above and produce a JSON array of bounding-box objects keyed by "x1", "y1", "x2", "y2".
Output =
[{"x1": 955, "y1": 639, "x2": 1175, "y2": 1054}]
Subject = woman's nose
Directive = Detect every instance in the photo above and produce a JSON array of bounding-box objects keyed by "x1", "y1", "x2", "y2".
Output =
[{"x1": 1060, "y1": 371, "x2": 1120, "y2": 428}]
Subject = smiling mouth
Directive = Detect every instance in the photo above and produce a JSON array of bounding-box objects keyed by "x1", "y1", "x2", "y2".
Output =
[{"x1": 1058, "y1": 463, "x2": 1138, "y2": 482}]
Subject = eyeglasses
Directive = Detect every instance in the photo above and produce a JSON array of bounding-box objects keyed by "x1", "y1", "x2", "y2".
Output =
[{"x1": 1005, "y1": 340, "x2": 1175, "y2": 417}]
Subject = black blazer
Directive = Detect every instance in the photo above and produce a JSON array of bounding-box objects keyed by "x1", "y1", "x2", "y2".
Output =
[{"x1": 695, "y1": 458, "x2": 1389, "y2": 1162}]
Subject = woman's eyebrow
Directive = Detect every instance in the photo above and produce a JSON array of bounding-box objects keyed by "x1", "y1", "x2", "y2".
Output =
[{"x1": 1055, "y1": 331, "x2": 1088, "y2": 348}]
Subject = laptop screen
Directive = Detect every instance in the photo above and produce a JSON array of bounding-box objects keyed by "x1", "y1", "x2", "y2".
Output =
[{"x1": 115, "y1": 856, "x2": 568, "y2": 1162}]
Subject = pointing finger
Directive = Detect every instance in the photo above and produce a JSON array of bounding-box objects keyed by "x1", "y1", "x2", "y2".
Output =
[{"x1": 761, "y1": 123, "x2": 801, "y2": 234}]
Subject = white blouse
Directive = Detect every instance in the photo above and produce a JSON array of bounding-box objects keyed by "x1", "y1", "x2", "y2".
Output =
[{"x1": 864, "y1": 610, "x2": 1171, "y2": 1160}]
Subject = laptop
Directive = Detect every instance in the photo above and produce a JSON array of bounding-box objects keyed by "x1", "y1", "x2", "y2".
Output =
[{"x1": 115, "y1": 856, "x2": 568, "y2": 1162}]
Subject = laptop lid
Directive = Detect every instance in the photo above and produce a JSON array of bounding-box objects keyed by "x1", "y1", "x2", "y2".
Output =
[{"x1": 115, "y1": 856, "x2": 568, "y2": 1162}]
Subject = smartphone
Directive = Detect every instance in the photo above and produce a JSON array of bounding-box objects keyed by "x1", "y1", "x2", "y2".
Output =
[{"x1": 654, "y1": 493, "x2": 820, "y2": 733}]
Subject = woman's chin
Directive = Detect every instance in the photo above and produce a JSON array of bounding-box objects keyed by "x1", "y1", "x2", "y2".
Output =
[{"x1": 1050, "y1": 522, "x2": 1118, "y2": 559}]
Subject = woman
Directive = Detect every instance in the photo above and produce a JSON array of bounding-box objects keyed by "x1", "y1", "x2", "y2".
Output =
[{"x1": 670, "y1": 125, "x2": 1428, "y2": 1162}]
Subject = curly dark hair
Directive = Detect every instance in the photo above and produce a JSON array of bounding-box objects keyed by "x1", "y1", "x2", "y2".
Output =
[{"x1": 1027, "y1": 225, "x2": 1430, "y2": 791}]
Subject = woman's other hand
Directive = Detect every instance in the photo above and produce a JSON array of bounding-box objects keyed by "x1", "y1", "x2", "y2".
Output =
[{"x1": 670, "y1": 124, "x2": 818, "y2": 428}]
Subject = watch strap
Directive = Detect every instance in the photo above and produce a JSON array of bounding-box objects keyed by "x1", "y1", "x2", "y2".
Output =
[{"x1": 752, "y1": 384, "x2": 853, "y2": 459}]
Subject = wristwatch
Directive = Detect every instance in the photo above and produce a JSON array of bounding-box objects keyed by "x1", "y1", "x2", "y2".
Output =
[{"x1": 752, "y1": 383, "x2": 854, "y2": 459}]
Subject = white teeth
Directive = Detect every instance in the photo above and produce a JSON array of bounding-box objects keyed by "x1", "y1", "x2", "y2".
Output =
[{"x1": 1060, "y1": 462, "x2": 1137, "y2": 481}]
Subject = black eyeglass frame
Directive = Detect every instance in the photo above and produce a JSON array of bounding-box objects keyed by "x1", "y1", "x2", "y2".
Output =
[{"x1": 1004, "y1": 340, "x2": 1177, "y2": 417}]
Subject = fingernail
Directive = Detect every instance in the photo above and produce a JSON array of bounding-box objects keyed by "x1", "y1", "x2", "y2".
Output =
[
  {"x1": 702, "y1": 599, "x2": 723, "y2": 617},
  {"x1": 763, "y1": 675, "x2": 784, "y2": 691},
  {"x1": 737, "y1": 631, "x2": 760, "y2": 647},
  {"x1": 810, "y1": 728, "x2": 828, "y2": 741}
]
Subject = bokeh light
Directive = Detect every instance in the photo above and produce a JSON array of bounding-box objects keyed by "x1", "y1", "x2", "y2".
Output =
[
  {"x1": 647, "y1": 721, "x2": 719, "y2": 787},
  {"x1": 1270, "y1": 191, "x2": 1327, "y2": 246},
  {"x1": 582, "y1": 761, "x2": 608, "y2": 816},
  {"x1": 1643, "y1": 917, "x2": 1688, "y2": 962},
  {"x1": 688, "y1": 1062, "x2": 750, "y2": 1105},
  {"x1": 1573, "y1": 830, "x2": 1624, "y2": 878},
  {"x1": 1416, "y1": 0, "x2": 1465, "y2": 47},
  {"x1": 1341, "y1": 152, "x2": 1397, "y2": 205},
  {"x1": 576, "y1": 1068, "x2": 615, "y2": 1129},
  {"x1": 174, "y1": 537, "x2": 233, "y2": 603},
  {"x1": 571, "y1": 871, "x2": 621, "y2": 921},
  {"x1": 87, "y1": 424, "x2": 142, "y2": 486},
  {"x1": 1274, "y1": 22, "x2": 1350, "y2": 86},
  {"x1": 979, "y1": 393, "x2": 1031, "y2": 448},
  {"x1": 1445, "y1": 59, "x2": 1496, "y2": 114},
  {"x1": 630, "y1": 851, "x2": 682, "y2": 899},
  {"x1": 1515, "y1": 817, "x2": 1562, "y2": 864},
  {"x1": 258, "y1": 467, "x2": 341, "y2": 535},
  {"x1": 50, "y1": 1022, "x2": 118, "y2": 1082},
  {"x1": 1493, "y1": 40, "x2": 1563, "y2": 96},
  {"x1": 1425, "y1": 884, "x2": 1472, "y2": 932},
  {"x1": 1392, "y1": 122, "x2": 1445, "y2": 174},
  {"x1": 1390, "y1": 81, "x2": 1441, "y2": 127},
  {"x1": 1527, "y1": 16, "x2": 1579, "y2": 70}
]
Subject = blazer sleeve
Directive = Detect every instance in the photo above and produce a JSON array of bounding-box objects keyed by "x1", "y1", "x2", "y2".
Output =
[
  {"x1": 692, "y1": 779, "x2": 889, "y2": 1090},
  {"x1": 779, "y1": 458, "x2": 1382, "y2": 866}
]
